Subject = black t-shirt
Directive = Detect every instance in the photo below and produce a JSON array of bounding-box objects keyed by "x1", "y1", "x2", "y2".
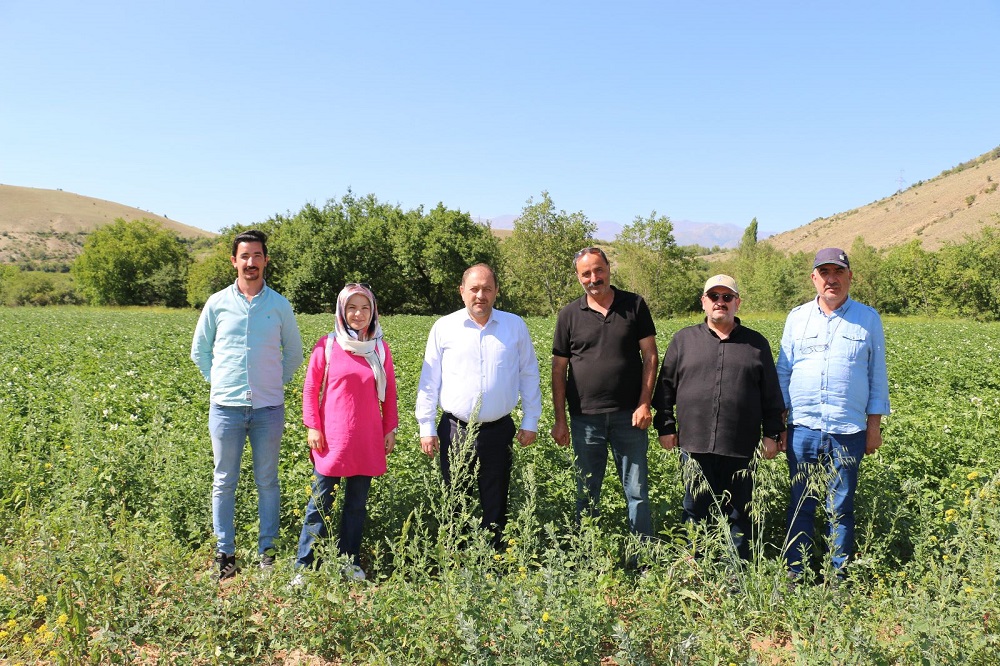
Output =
[{"x1": 552, "y1": 287, "x2": 657, "y2": 415}]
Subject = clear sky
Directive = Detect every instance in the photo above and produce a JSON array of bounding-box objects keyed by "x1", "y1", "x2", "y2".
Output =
[{"x1": 2, "y1": 1, "x2": 998, "y2": 235}]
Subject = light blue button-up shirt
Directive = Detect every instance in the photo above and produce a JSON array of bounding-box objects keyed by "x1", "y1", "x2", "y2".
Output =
[
  {"x1": 415, "y1": 307, "x2": 542, "y2": 437},
  {"x1": 191, "y1": 281, "x2": 303, "y2": 408},
  {"x1": 777, "y1": 296, "x2": 890, "y2": 434}
]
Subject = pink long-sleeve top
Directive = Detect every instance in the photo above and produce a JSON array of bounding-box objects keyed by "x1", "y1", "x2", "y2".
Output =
[{"x1": 301, "y1": 335, "x2": 399, "y2": 477}]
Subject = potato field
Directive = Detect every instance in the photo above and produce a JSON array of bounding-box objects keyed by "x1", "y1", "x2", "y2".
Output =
[{"x1": 1, "y1": 307, "x2": 998, "y2": 664}]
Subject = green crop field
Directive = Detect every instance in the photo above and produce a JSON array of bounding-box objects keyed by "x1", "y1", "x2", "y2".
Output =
[{"x1": 1, "y1": 307, "x2": 998, "y2": 664}]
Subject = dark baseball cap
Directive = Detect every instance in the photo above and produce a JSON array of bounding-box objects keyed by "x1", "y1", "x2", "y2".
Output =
[{"x1": 813, "y1": 247, "x2": 850, "y2": 269}]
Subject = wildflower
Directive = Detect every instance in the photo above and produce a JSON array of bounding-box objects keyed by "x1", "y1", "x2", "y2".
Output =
[
  {"x1": 23, "y1": 634, "x2": 33, "y2": 646},
  {"x1": 965, "y1": 587, "x2": 974, "y2": 594},
  {"x1": 494, "y1": 554, "x2": 502, "y2": 561},
  {"x1": 945, "y1": 508, "x2": 957, "y2": 522},
  {"x1": 56, "y1": 614, "x2": 68, "y2": 627},
  {"x1": 508, "y1": 538, "x2": 517, "y2": 546},
  {"x1": 0, "y1": 573, "x2": 7, "y2": 586},
  {"x1": 518, "y1": 566, "x2": 526, "y2": 574},
  {"x1": 942, "y1": 554, "x2": 950, "y2": 561},
  {"x1": 536, "y1": 628, "x2": 544, "y2": 635},
  {"x1": 6, "y1": 619, "x2": 15, "y2": 629},
  {"x1": 968, "y1": 471, "x2": 980, "y2": 481},
  {"x1": 35, "y1": 594, "x2": 47, "y2": 606},
  {"x1": 542, "y1": 612, "x2": 550, "y2": 622},
  {"x1": 36, "y1": 623, "x2": 47, "y2": 634},
  {"x1": 0, "y1": 630, "x2": 7, "y2": 639}
]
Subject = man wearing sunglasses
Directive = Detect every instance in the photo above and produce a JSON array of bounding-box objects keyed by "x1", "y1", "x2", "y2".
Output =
[
  {"x1": 777, "y1": 248, "x2": 890, "y2": 581},
  {"x1": 551, "y1": 247, "x2": 658, "y2": 546},
  {"x1": 652, "y1": 275, "x2": 785, "y2": 561}
]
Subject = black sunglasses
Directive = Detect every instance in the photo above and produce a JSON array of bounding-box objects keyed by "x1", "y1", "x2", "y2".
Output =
[{"x1": 705, "y1": 292, "x2": 737, "y2": 302}]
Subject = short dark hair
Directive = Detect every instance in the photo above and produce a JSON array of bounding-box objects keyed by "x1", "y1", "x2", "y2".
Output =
[
  {"x1": 231, "y1": 229, "x2": 268, "y2": 258},
  {"x1": 462, "y1": 263, "x2": 498, "y2": 289},
  {"x1": 573, "y1": 246, "x2": 609, "y2": 270}
]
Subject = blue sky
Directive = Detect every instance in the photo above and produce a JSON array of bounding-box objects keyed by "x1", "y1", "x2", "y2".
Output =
[{"x1": 2, "y1": 1, "x2": 998, "y2": 237}]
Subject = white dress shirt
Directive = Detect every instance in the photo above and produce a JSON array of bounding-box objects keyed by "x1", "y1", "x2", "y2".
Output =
[{"x1": 415, "y1": 307, "x2": 542, "y2": 437}]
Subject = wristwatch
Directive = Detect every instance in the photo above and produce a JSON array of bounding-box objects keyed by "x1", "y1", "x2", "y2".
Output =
[{"x1": 764, "y1": 433, "x2": 782, "y2": 441}]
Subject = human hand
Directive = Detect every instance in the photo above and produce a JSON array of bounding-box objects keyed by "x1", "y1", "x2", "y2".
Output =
[
  {"x1": 550, "y1": 422, "x2": 570, "y2": 447},
  {"x1": 516, "y1": 429, "x2": 537, "y2": 447},
  {"x1": 384, "y1": 431, "x2": 396, "y2": 454},
  {"x1": 632, "y1": 404, "x2": 652, "y2": 430},
  {"x1": 866, "y1": 428, "x2": 883, "y2": 455},
  {"x1": 420, "y1": 436, "x2": 439, "y2": 457},
  {"x1": 307, "y1": 428, "x2": 325, "y2": 450},
  {"x1": 658, "y1": 434, "x2": 677, "y2": 450},
  {"x1": 762, "y1": 436, "x2": 779, "y2": 460}
]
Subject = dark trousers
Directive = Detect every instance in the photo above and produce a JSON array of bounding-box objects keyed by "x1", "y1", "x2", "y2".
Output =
[
  {"x1": 295, "y1": 473, "x2": 372, "y2": 568},
  {"x1": 438, "y1": 412, "x2": 516, "y2": 550},
  {"x1": 680, "y1": 450, "x2": 754, "y2": 560}
]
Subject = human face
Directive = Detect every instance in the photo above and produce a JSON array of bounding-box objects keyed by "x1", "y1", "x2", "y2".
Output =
[
  {"x1": 460, "y1": 266, "x2": 497, "y2": 324},
  {"x1": 230, "y1": 241, "x2": 268, "y2": 284},
  {"x1": 702, "y1": 288, "x2": 739, "y2": 328},
  {"x1": 575, "y1": 251, "x2": 611, "y2": 300},
  {"x1": 811, "y1": 263, "x2": 852, "y2": 310},
  {"x1": 344, "y1": 293, "x2": 373, "y2": 332}
]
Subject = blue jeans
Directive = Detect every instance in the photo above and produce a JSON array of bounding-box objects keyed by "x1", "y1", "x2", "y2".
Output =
[
  {"x1": 296, "y1": 473, "x2": 372, "y2": 568},
  {"x1": 784, "y1": 425, "x2": 867, "y2": 573},
  {"x1": 209, "y1": 403, "x2": 285, "y2": 556},
  {"x1": 571, "y1": 410, "x2": 652, "y2": 538}
]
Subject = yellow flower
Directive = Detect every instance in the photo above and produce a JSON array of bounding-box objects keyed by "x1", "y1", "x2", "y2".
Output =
[
  {"x1": 536, "y1": 628, "x2": 544, "y2": 635},
  {"x1": 508, "y1": 538, "x2": 517, "y2": 546},
  {"x1": 542, "y1": 612, "x2": 550, "y2": 622},
  {"x1": 35, "y1": 594, "x2": 47, "y2": 606},
  {"x1": 967, "y1": 471, "x2": 980, "y2": 481},
  {"x1": 6, "y1": 619, "x2": 16, "y2": 628},
  {"x1": 945, "y1": 508, "x2": 957, "y2": 522},
  {"x1": 965, "y1": 586, "x2": 974, "y2": 594},
  {"x1": 36, "y1": 623, "x2": 48, "y2": 634},
  {"x1": 56, "y1": 613, "x2": 68, "y2": 627},
  {"x1": 0, "y1": 630, "x2": 7, "y2": 639},
  {"x1": 518, "y1": 566, "x2": 526, "y2": 574},
  {"x1": 942, "y1": 554, "x2": 950, "y2": 561},
  {"x1": 0, "y1": 573, "x2": 7, "y2": 586},
  {"x1": 23, "y1": 634, "x2": 33, "y2": 645}
]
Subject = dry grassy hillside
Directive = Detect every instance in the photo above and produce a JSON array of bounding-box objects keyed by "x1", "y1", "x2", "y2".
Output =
[
  {"x1": 765, "y1": 147, "x2": 1000, "y2": 253},
  {"x1": 0, "y1": 184, "x2": 215, "y2": 264}
]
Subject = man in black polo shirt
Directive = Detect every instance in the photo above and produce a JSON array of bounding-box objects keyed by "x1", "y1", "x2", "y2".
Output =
[
  {"x1": 652, "y1": 275, "x2": 784, "y2": 560},
  {"x1": 551, "y1": 247, "x2": 658, "y2": 541}
]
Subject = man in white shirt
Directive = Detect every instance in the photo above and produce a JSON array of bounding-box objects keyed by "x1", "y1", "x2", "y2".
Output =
[{"x1": 416, "y1": 263, "x2": 542, "y2": 550}]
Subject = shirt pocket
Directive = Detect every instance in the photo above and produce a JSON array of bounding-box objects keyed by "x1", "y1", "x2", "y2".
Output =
[{"x1": 838, "y1": 330, "x2": 868, "y2": 361}]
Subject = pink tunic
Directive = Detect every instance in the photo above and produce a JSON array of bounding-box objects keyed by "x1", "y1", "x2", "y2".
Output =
[{"x1": 301, "y1": 335, "x2": 399, "y2": 477}]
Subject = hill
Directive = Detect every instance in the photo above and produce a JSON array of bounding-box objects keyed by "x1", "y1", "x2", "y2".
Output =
[
  {"x1": 764, "y1": 146, "x2": 1000, "y2": 253},
  {"x1": 0, "y1": 184, "x2": 215, "y2": 266}
]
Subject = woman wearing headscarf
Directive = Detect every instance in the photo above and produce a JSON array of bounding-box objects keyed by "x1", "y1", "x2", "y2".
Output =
[{"x1": 294, "y1": 283, "x2": 398, "y2": 581}]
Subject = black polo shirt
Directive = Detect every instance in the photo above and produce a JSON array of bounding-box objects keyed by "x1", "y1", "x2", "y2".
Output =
[
  {"x1": 552, "y1": 287, "x2": 657, "y2": 415},
  {"x1": 652, "y1": 318, "x2": 785, "y2": 458}
]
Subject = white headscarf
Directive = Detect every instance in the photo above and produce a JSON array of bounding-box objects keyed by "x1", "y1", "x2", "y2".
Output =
[{"x1": 333, "y1": 283, "x2": 386, "y2": 402}]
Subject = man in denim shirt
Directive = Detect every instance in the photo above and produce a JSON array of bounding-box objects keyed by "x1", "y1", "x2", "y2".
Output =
[
  {"x1": 192, "y1": 230, "x2": 303, "y2": 580},
  {"x1": 777, "y1": 247, "x2": 890, "y2": 579}
]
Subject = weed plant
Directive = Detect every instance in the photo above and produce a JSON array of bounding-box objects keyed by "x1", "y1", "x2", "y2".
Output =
[{"x1": 0, "y1": 308, "x2": 998, "y2": 663}]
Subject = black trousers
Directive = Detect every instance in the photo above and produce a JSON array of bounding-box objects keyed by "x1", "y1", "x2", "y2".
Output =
[
  {"x1": 680, "y1": 450, "x2": 754, "y2": 560},
  {"x1": 438, "y1": 412, "x2": 516, "y2": 551}
]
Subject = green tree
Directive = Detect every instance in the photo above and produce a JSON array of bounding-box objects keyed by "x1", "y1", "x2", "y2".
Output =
[
  {"x1": 846, "y1": 236, "x2": 883, "y2": 309},
  {"x1": 612, "y1": 212, "x2": 703, "y2": 315},
  {"x1": 392, "y1": 203, "x2": 501, "y2": 314},
  {"x1": 72, "y1": 218, "x2": 190, "y2": 306},
  {"x1": 878, "y1": 240, "x2": 937, "y2": 315},
  {"x1": 500, "y1": 192, "x2": 596, "y2": 315}
]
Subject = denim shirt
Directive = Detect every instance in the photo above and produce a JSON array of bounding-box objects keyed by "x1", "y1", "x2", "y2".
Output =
[
  {"x1": 191, "y1": 281, "x2": 303, "y2": 408},
  {"x1": 777, "y1": 296, "x2": 890, "y2": 434}
]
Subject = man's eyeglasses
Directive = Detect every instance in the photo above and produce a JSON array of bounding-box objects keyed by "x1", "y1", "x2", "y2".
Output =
[{"x1": 705, "y1": 292, "x2": 737, "y2": 303}]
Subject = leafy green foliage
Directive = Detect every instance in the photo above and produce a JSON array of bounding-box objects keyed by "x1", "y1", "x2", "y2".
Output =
[
  {"x1": 612, "y1": 212, "x2": 704, "y2": 316},
  {"x1": 500, "y1": 192, "x2": 597, "y2": 315},
  {"x1": 71, "y1": 218, "x2": 190, "y2": 306},
  {"x1": 2, "y1": 307, "x2": 999, "y2": 662}
]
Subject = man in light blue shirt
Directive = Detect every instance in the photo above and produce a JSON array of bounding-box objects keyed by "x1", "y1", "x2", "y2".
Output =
[
  {"x1": 416, "y1": 263, "x2": 542, "y2": 551},
  {"x1": 777, "y1": 247, "x2": 890, "y2": 579},
  {"x1": 191, "y1": 229, "x2": 302, "y2": 580}
]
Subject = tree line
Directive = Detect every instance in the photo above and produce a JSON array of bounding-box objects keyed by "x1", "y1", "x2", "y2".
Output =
[{"x1": 3, "y1": 189, "x2": 1000, "y2": 320}]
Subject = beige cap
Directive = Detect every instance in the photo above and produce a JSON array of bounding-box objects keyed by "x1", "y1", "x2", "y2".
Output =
[{"x1": 703, "y1": 274, "x2": 739, "y2": 295}]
